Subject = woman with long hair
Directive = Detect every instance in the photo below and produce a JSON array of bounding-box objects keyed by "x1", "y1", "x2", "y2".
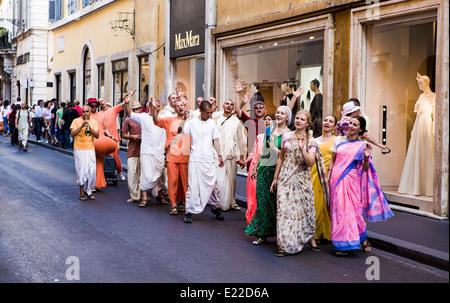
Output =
[
  {"x1": 245, "y1": 107, "x2": 291, "y2": 245},
  {"x1": 270, "y1": 110, "x2": 328, "y2": 256}
]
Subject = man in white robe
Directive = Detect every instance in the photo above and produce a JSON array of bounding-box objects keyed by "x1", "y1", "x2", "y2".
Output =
[
  {"x1": 124, "y1": 90, "x2": 167, "y2": 207},
  {"x1": 180, "y1": 100, "x2": 225, "y2": 223},
  {"x1": 214, "y1": 99, "x2": 245, "y2": 211}
]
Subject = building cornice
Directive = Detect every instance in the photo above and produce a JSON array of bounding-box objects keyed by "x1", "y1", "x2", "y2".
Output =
[{"x1": 49, "y1": 0, "x2": 118, "y2": 31}]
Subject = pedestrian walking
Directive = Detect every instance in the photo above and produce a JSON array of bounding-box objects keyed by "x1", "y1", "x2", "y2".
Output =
[
  {"x1": 8, "y1": 104, "x2": 18, "y2": 146},
  {"x1": 123, "y1": 90, "x2": 167, "y2": 208},
  {"x1": 1, "y1": 100, "x2": 11, "y2": 136},
  {"x1": 99, "y1": 97, "x2": 126, "y2": 180},
  {"x1": 122, "y1": 101, "x2": 142, "y2": 203},
  {"x1": 15, "y1": 101, "x2": 31, "y2": 152},
  {"x1": 270, "y1": 110, "x2": 328, "y2": 256},
  {"x1": 34, "y1": 100, "x2": 44, "y2": 142},
  {"x1": 310, "y1": 114, "x2": 337, "y2": 243},
  {"x1": 70, "y1": 105, "x2": 99, "y2": 200},
  {"x1": 215, "y1": 99, "x2": 245, "y2": 211},
  {"x1": 153, "y1": 98, "x2": 191, "y2": 215},
  {"x1": 179, "y1": 100, "x2": 225, "y2": 223},
  {"x1": 328, "y1": 116, "x2": 394, "y2": 256},
  {"x1": 245, "y1": 106, "x2": 291, "y2": 245},
  {"x1": 61, "y1": 102, "x2": 80, "y2": 149}
]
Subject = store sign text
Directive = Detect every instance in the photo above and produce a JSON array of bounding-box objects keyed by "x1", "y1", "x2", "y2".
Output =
[{"x1": 174, "y1": 30, "x2": 200, "y2": 50}]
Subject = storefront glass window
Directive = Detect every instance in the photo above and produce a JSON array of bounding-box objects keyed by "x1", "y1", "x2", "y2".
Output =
[
  {"x1": 175, "y1": 56, "x2": 204, "y2": 110},
  {"x1": 224, "y1": 33, "x2": 324, "y2": 116},
  {"x1": 364, "y1": 17, "x2": 436, "y2": 196},
  {"x1": 83, "y1": 49, "x2": 91, "y2": 103},
  {"x1": 139, "y1": 56, "x2": 149, "y2": 105},
  {"x1": 98, "y1": 64, "x2": 105, "y2": 98}
]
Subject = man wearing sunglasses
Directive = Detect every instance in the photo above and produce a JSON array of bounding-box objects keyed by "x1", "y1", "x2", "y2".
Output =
[{"x1": 234, "y1": 79, "x2": 267, "y2": 170}]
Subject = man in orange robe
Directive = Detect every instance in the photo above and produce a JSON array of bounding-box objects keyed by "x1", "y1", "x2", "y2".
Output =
[
  {"x1": 152, "y1": 98, "x2": 191, "y2": 215},
  {"x1": 99, "y1": 97, "x2": 125, "y2": 180}
]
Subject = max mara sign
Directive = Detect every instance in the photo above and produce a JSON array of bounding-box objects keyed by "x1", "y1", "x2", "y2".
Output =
[
  {"x1": 170, "y1": 0, "x2": 205, "y2": 58},
  {"x1": 174, "y1": 30, "x2": 201, "y2": 51}
]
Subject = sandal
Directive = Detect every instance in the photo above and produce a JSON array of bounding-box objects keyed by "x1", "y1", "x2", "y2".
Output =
[
  {"x1": 86, "y1": 195, "x2": 95, "y2": 200},
  {"x1": 333, "y1": 251, "x2": 348, "y2": 257},
  {"x1": 139, "y1": 200, "x2": 148, "y2": 208},
  {"x1": 276, "y1": 250, "x2": 287, "y2": 257},
  {"x1": 362, "y1": 240, "x2": 372, "y2": 253},
  {"x1": 382, "y1": 146, "x2": 391, "y2": 154},
  {"x1": 177, "y1": 203, "x2": 186, "y2": 212},
  {"x1": 252, "y1": 238, "x2": 267, "y2": 245},
  {"x1": 79, "y1": 195, "x2": 87, "y2": 201},
  {"x1": 308, "y1": 242, "x2": 320, "y2": 252},
  {"x1": 169, "y1": 207, "x2": 178, "y2": 215}
]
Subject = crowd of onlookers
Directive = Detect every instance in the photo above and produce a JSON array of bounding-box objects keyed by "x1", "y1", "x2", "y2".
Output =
[{"x1": 0, "y1": 98, "x2": 83, "y2": 149}]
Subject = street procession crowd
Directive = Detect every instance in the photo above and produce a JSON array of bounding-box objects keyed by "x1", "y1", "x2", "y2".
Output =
[{"x1": 0, "y1": 78, "x2": 394, "y2": 258}]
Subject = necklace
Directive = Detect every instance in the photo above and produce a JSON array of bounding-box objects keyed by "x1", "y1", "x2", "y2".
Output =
[
  {"x1": 294, "y1": 131, "x2": 306, "y2": 139},
  {"x1": 346, "y1": 135, "x2": 358, "y2": 141}
]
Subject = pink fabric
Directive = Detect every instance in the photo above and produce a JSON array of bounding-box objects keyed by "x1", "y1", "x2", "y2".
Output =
[
  {"x1": 330, "y1": 140, "x2": 393, "y2": 250},
  {"x1": 245, "y1": 134, "x2": 264, "y2": 224}
]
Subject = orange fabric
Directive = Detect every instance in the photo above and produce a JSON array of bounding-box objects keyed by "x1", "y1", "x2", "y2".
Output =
[
  {"x1": 103, "y1": 105, "x2": 123, "y2": 141},
  {"x1": 103, "y1": 105, "x2": 123, "y2": 172},
  {"x1": 90, "y1": 112, "x2": 107, "y2": 189},
  {"x1": 155, "y1": 116, "x2": 190, "y2": 163},
  {"x1": 166, "y1": 162, "x2": 188, "y2": 205},
  {"x1": 70, "y1": 117, "x2": 98, "y2": 150}
]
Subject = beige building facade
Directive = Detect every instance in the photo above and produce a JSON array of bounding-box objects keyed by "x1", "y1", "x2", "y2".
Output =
[{"x1": 47, "y1": 0, "x2": 448, "y2": 218}]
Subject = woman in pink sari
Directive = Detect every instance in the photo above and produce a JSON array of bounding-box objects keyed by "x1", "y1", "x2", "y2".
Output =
[{"x1": 328, "y1": 116, "x2": 393, "y2": 256}]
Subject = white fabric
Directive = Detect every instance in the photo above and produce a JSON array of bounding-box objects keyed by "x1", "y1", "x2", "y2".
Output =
[
  {"x1": 182, "y1": 118, "x2": 220, "y2": 162},
  {"x1": 17, "y1": 110, "x2": 30, "y2": 146},
  {"x1": 127, "y1": 157, "x2": 141, "y2": 201},
  {"x1": 215, "y1": 114, "x2": 244, "y2": 160},
  {"x1": 130, "y1": 112, "x2": 166, "y2": 155},
  {"x1": 398, "y1": 92, "x2": 435, "y2": 196},
  {"x1": 158, "y1": 105, "x2": 177, "y2": 118},
  {"x1": 185, "y1": 161, "x2": 219, "y2": 214},
  {"x1": 139, "y1": 154, "x2": 165, "y2": 195},
  {"x1": 216, "y1": 158, "x2": 238, "y2": 211},
  {"x1": 74, "y1": 149, "x2": 96, "y2": 196}
]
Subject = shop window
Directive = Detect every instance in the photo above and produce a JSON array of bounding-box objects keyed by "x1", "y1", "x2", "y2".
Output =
[
  {"x1": 139, "y1": 56, "x2": 149, "y2": 105},
  {"x1": 97, "y1": 64, "x2": 105, "y2": 98},
  {"x1": 224, "y1": 33, "x2": 324, "y2": 117},
  {"x1": 175, "y1": 56, "x2": 204, "y2": 110},
  {"x1": 364, "y1": 17, "x2": 436, "y2": 194},
  {"x1": 69, "y1": 72, "x2": 76, "y2": 103},
  {"x1": 83, "y1": 49, "x2": 91, "y2": 103}
]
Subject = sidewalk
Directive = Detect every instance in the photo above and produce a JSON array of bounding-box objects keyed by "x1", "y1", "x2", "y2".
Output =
[{"x1": 26, "y1": 137, "x2": 449, "y2": 271}]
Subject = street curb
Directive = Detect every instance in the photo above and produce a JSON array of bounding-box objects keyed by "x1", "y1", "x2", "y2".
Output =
[{"x1": 367, "y1": 231, "x2": 449, "y2": 271}]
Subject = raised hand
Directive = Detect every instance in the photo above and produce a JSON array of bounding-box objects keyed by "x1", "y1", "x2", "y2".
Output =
[
  {"x1": 234, "y1": 79, "x2": 246, "y2": 93},
  {"x1": 242, "y1": 93, "x2": 251, "y2": 106},
  {"x1": 293, "y1": 86, "x2": 305, "y2": 98}
]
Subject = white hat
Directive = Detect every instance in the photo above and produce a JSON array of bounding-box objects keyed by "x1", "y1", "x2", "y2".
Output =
[{"x1": 342, "y1": 101, "x2": 361, "y2": 116}]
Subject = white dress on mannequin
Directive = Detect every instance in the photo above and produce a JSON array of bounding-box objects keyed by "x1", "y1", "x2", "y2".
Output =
[{"x1": 398, "y1": 80, "x2": 435, "y2": 197}]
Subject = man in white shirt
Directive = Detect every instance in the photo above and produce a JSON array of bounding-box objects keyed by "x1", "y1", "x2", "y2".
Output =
[
  {"x1": 34, "y1": 100, "x2": 44, "y2": 142},
  {"x1": 180, "y1": 100, "x2": 225, "y2": 223},
  {"x1": 158, "y1": 93, "x2": 178, "y2": 118},
  {"x1": 124, "y1": 90, "x2": 167, "y2": 207},
  {"x1": 214, "y1": 99, "x2": 245, "y2": 211}
]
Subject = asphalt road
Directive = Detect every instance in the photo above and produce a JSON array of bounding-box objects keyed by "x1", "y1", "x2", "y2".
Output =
[{"x1": 0, "y1": 136, "x2": 448, "y2": 290}]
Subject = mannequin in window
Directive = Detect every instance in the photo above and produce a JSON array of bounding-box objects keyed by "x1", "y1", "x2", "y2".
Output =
[
  {"x1": 309, "y1": 79, "x2": 323, "y2": 138},
  {"x1": 398, "y1": 73, "x2": 435, "y2": 197},
  {"x1": 281, "y1": 81, "x2": 296, "y2": 129},
  {"x1": 249, "y1": 82, "x2": 264, "y2": 118}
]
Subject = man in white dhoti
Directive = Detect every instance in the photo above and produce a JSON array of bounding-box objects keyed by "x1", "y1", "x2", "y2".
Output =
[
  {"x1": 15, "y1": 101, "x2": 31, "y2": 152},
  {"x1": 180, "y1": 100, "x2": 225, "y2": 223},
  {"x1": 70, "y1": 105, "x2": 99, "y2": 200},
  {"x1": 124, "y1": 90, "x2": 167, "y2": 207},
  {"x1": 214, "y1": 99, "x2": 245, "y2": 211}
]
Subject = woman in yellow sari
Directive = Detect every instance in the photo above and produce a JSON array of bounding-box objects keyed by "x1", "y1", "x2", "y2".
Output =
[{"x1": 311, "y1": 115, "x2": 337, "y2": 242}]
